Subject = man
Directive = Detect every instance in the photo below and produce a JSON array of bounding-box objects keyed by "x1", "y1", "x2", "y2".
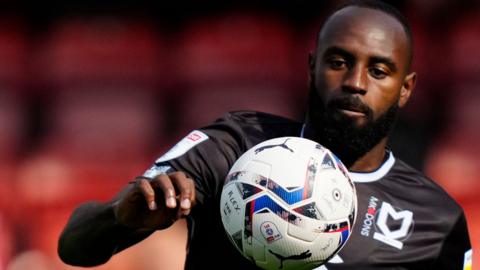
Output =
[{"x1": 58, "y1": 1, "x2": 472, "y2": 269}]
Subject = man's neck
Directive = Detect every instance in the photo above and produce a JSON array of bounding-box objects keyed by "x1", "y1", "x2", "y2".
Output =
[
  {"x1": 301, "y1": 122, "x2": 389, "y2": 172},
  {"x1": 348, "y1": 137, "x2": 388, "y2": 172}
]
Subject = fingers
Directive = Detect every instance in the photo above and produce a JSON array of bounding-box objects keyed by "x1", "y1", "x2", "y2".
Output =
[
  {"x1": 155, "y1": 174, "x2": 178, "y2": 209},
  {"x1": 168, "y1": 172, "x2": 195, "y2": 217},
  {"x1": 137, "y1": 172, "x2": 196, "y2": 219},
  {"x1": 137, "y1": 178, "x2": 157, "y2": 211}
]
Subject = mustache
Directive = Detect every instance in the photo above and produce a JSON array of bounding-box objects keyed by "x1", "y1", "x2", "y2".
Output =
[{"x1": 327, "y1": 95, "x2": 373, "y2": 117}]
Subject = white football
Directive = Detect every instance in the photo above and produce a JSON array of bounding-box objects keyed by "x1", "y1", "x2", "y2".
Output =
[{"x1": 220, "y1": 137, "x2": 357, "y2": 270}]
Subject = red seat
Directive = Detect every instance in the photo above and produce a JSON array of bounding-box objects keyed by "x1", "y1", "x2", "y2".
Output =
[
  {"x1": 0, "y1": 19, "x2": 29, "y2": 162},
  {"x1": 41, "y1": 89, "x2": 163, "y2": 164},
  {"x1": 0, "y1": 213, "x2": 13, "y2": 270},
  {"x1": 172, "y1": 12, "x2": 300, "y2": 134},
  {"x1": 176, "y1": 12, "x2": 295, "y2": 85},
  {"x1": 34, "y1": 17, "x2": 170, "y2": 163},
  {"x1": 0, "y1": 18, "x2": 28, "y2": 86},
  {"x1": 35, "y1": 17, "x2": 167, "y2": 87},
  {"x1": 0, "y1": 91, "x2": 27, "y2": 162},
  {"x1": 424, "y1": 83, "x2": 480, "y2": 202},
  {"x1": 448, "y1": 15, "x2": 480, "y2": 81},
  {"x1": 175, "y1": 84, "x2": 301, "y2": 135}
]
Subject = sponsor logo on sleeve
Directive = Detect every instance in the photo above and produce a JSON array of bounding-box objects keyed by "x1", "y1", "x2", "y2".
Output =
[
  {"x1": 463, "y1": 249, "x2": 472, "y2": 270},
  {"x1": 143, "y1": 164, "x2": 172, "y2": 178},
  {"x1": 155, "y1": 130, "x2": 209, "y2": 164}
]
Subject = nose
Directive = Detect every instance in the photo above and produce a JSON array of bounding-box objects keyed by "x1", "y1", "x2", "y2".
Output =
[{"x1": 342, "y1": 64, "x2": 367, "y2": 95}]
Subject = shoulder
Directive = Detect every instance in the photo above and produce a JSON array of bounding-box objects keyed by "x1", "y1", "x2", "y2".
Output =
[
  {"x1": 199, "y1": 110, "x2": 303, "y2": 148},
  {"x1": 214, "y1": 110, "x2": 301, "y2": 126},
  {"x1": 388, "y1": 158, "x2": 463, "y2": 214}
]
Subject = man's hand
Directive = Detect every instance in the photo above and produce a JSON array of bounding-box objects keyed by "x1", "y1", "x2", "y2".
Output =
[{"x1": 112, "y1": 171, "x2": 196, "y2": 231}]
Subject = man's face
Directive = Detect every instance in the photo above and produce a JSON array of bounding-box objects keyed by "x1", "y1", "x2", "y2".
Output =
[{"x1": 308, "y1": 6, "x2": 415, "y2": 166}]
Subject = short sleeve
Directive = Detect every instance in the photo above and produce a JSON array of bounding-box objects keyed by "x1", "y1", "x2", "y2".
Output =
[{"x1": 148, "y1": 113, "x2": 251, "y2": 206}]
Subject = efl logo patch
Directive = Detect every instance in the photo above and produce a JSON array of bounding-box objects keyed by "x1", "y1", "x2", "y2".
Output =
[
  {"x1": 187, "y1": 132, "x2": 203, "y2": 142},
  {"x1": 155, "y1": 130, "x2": 209, "y2": 164},
  {"x1": 260, "y1": 221, "x2": 282, "y2": 243}
]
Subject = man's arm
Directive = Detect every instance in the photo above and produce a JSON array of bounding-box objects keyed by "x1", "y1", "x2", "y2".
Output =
[
  {"x1": 431, "y1": 211, "x2": 472, "y2": 269},
  {"x1": 57, "y1": 199, "x2": 152, "y2": 266},
  {"x1": 58, "y1": 172, "x2": 196, "y2": 267}
]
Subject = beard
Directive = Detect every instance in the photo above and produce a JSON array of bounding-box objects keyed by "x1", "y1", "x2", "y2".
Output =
[{"x1": 307, "y1": 88, "x2": 399, "y2": 168}]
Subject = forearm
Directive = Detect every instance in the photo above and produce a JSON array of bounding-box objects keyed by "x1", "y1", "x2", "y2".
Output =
[{"x1": 58, "y1": 201, "x2": 151, "y2": 266}]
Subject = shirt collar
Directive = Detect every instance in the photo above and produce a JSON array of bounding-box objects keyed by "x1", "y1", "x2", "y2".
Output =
[
  {"x1": 300, "y1": 124, "x2": 394, "y2": 183},
  {"x1": 348, "y1": 151, "x2": 394, "y2": 183}
]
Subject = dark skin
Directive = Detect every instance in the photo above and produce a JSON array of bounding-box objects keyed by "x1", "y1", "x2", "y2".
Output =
[
  {"x1": 58, "y1": 172, "x2": 195, "y2": 266},
  {"x1": 58, "y1": 6, "x2": 417, "y2": 267},
  {"x1": 306, "y1": 6, "x2": 416, "y2": 172}
]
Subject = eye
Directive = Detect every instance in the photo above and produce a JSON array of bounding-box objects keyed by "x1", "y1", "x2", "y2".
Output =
[
  {"x1": 369, "y1": 67, "x2": 388, "y2": 79},
  {"x1": 326, "y1": 57, "x2": 347, "y2": 70}
]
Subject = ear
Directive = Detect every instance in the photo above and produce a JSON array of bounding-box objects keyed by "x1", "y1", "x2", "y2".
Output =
[{"x1": 398, "y1": 72, "x2": 416, "y2": 108}]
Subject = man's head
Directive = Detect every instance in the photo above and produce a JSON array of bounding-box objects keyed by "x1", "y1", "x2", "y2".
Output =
[{"x1": 307, "y1": 0, "x2": 417, "y2": 167}]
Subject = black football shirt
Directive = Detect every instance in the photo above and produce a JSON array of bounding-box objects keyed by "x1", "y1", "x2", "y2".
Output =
[{"x1": 144, "y1": 111, "x2": 472, "y2": 270}]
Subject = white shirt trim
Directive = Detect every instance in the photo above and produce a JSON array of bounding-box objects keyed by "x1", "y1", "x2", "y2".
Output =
[
  {"x1": 155, "y1": 130, "x2": 209, "y2": 163},
  {"x1": 300, "y1": 124, "x2": 306, "y2": 138},
  {"x1": 349, "y1": 151, "x2": 395, "y2": 183},
  {"x1": 300, "y1": 124, "x2": 394, "y2": 183}
]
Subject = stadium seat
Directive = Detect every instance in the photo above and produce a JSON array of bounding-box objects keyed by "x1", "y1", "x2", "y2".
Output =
[
  {"x1": 0, "y1": 213, "x2": 13, "y2": 270},
  {"x1": 176, "y1": 12, "x2": 295, "y2": 85},
  {"x1": 42, "y1": 89, "x2": 162, "y2": 163},
  {"x1": 6, "y1": 250, "x2": 56, "y2": 270},
  {"x1": 0, "y1": 19, "x2": 29, "y2": 162},
  {"x1": 175, "y1": 83, "x2": 302, "y2": 135},
  {"x1": 448, "y1": 14, "x2": 480, "y2": 81},
  {"x1": 0, "y1": 18, "x2": 28, "y2": 86},
  {"x1": 33, "y1": 16, "x2": 170, "y2": 163},
  {"x1": 172, "y1": 12, "x2": 301, "y2": 135},
  {"x1": 408, "y1": 16, "x2": 480, "y2": 260},
  {"x1": 424, "y1": 82, "x2": 480, "y2": 202},
  {"x1": 18, "y1": 17, "x2": 180, "y2": 270},
  {"x1": 35, "y1": 16, "x2": 167, "y2": 86},
  {"x1": 0, "y1": 91, "x2": 27, "y2": 163},
  {"x1": 0, "y1": 20, "x2": 29, "y2": 236}
]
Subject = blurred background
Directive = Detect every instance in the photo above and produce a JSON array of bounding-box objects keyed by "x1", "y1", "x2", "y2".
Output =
[{"x1": 0, "y1": 0, "x2": 478, "y2": 269}]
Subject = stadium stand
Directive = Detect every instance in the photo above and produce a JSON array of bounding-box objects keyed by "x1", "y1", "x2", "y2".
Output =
[{"x1": 172, "y1": 12, "x2": 301, "y2": 135}]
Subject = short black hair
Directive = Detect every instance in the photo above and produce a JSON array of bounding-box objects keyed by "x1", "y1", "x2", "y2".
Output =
[{"x1": 319, "y1": 0, "x2": 413, "y2": 69}]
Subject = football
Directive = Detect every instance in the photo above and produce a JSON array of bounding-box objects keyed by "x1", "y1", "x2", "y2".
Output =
[{"x1": 220, "y1": 137, "x2": 357, "y2": 270}]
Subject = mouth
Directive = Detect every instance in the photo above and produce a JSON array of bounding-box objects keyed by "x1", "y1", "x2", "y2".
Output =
[
  {"x1": 333, "y1": 103, "x2": 369, "y2": 118},
  {"x1": 337, "y1": 108, "x2": 367, "y2": 117}
]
